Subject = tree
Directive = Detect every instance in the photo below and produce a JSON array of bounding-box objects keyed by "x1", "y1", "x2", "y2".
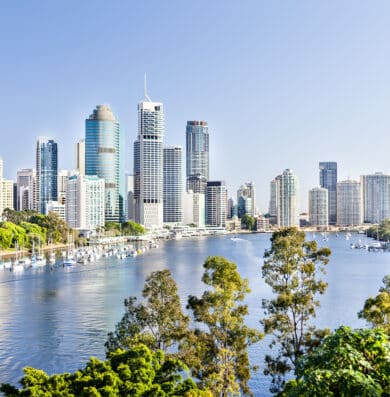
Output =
[
  {"x1": 241, "y1": 214, "x2": 256, "y2": 231},
  {"x1": 0, "y1": 344, "x2": 212, "y2": 396},
  {"x1": 30, "y1": 212, "x2": 69, "y2": 243},
  {"x1": 106, "y1": 269, "x2": 189, "y2": 355},
  {"x1": 261, "y1": 228, "x2": 331, "y2": 393},
  {"x1": 280, "y1": 326, "x2": 390, "y2": 396},
  {"x1": 186, "y1": 256, "x2": 262, "y2": 396},
  {"x1": 358, "y1": 275, "x2": 390, "y2": 334},
  {"x1": 121, "y1": 221, "x2": 146, "y2": 236}
]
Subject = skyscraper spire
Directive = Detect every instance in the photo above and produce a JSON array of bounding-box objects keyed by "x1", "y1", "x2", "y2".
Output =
[{"x1": 144, "y1": 72, "x2": 152, "y2": 102}]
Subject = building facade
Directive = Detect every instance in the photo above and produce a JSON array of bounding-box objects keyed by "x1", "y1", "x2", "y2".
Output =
[
  {"x1": 85, "y1": 105, "x2": 124, "y2": 223},
  {"x1": 319, "y1": 162, "x2": 337, "y2": 225},
  {"x1": 76, "y1": 139, "x2": 85, "y2": 175},
  {"x1": 337, "y1": 180, "x2": 362, "y2": 226},
  {"x1": 134, "y1": 100, "x2": 164, "y2": 229},
  {"x1": 206, "y1": 181, "x2": 227, "y2": 227},
  {"x1": 163, "y1": 146, "x2": 183, "y2": 224},
  {"x1": 237, "y1": 182, "x2": 256, "y2": 217},
  {"x1": 183, "y1": 190, "x2": 205, "y2": 227},
  {"x1": 66, "y1": 174, "x2": 105, "y2": 230},
  {"x1": 36, "y1": 137, "x2": 58, "y2": 214},
  {"x1": 45, "y1": 201, "x2": 66, "y2": 220},
  {"x1": 16, "y1": 168, "x2": 36, "y2": 211},
  {"x1": 308, "y1": 187, "x2": 329, "y2": 227},
  {"x1": 186, "y1": 121, "x2": 209, "y2": 193},
  {"x1": 361, "y1": 173, "x2": 390, "y2": 224},
  {"x1": 274, "y1": 169, "x2": 299, "y2": 227},
  {"x1": 58, "y1": 169, "x2": 68, "y2": 205}
]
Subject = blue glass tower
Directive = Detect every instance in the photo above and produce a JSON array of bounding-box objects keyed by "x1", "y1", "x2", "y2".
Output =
[
  {"x1": 85, "y1": 105, "x2": 124, "y2": 223},
  {"x1": 36, "y1": 137, "x2": 58, "y2": 214}
]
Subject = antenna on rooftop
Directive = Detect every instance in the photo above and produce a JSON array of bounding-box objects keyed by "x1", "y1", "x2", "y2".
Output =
[{"x1": 144, "y1": 73, "x2": 152, "y2": 101}]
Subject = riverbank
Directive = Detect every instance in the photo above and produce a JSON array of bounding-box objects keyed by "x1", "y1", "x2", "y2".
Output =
[{"x1": 0, "y1": 243, "x2": 68, "y2": 259}]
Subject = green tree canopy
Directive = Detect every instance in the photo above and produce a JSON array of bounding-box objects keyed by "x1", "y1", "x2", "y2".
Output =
[
  {"x1": 261, "y1": 228, "x2": 331, "y2": 393},
  {"x1": 280, "y1": 326, "x2": 390, "y2": 396},
  {"x1": 0, "y1": 344, "x2": 211, "y2": 397},
  {"x1": 241, "y1": 214, "x2": 256, "y2": 231},
  {"x1": 106, "y1": 269, "x2": 189, "y2": 355},
  {"x1": 121, "y1": 221, "x2": 146, "y2": 236},
  {"x1": 186, "y1": 256, "x2": 262, "y2": 396},
  {"x1": 359, "y1": 275, "x2": 390, "y2": 334}
]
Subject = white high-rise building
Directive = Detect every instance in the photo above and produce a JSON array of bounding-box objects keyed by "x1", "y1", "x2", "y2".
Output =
[
  {"x1": 163, "y1": 146, "x2": 183, "y2": 224},
  {"x1": 337, "y1": 180, "x2": 362, "y2": 226},
  {"x1": 58, "y1": 169, "x2": 69, "y2": 205},
  {"x1": 309, "y1": 187, "x2": 328, "y2": 227},
  {"x1": 16, "y1": 169, "x2": 36, "y2": 211},
  {"x1": 183, "y1": 190, "x2": 205, "y2": 227},
  {"x1": 361, "y1": 173, "x2": 390, "y2": 224},
  {"x1": 45, "y1": 201, "x2": 65, "y2": 220},
  {"x1": 206, "y1": 181, "x2": 227, "y2": 227},
  {"x1": 2, "y1": 179, "x2": 14, "y2": 212},
  {"x1": 76, "y1": 139, "x2": 85, "y2": 175},
  {"x1": 274, "y1": 169, "x2": 299, "y2": 227},
  {"x1": 66, "y1": 174, "x2": 105, "y2": 230},
  {"x1": 237, "y1": 182, "x2": 256, "y2": 217},
  {"x1": 134, "y1": 98, "x2": 164, "y2": 229}
]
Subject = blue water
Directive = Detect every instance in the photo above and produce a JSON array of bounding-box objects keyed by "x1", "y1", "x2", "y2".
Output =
[{"x1": 0, "y1": 233, "x2": 389, "y2": 395}]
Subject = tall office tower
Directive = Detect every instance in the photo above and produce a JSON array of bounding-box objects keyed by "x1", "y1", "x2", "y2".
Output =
[
  {"x1": 268, "y1": 179, "x2": 277, "y2": 224},
  {"x1": 227, "y1": 197, "x2": 234, "y2": 219},
  {"x1": 337, "y1": 180, "x2": 362, "y2": 226},
  {"x1": 274, "y1": 169, "x2": 299, "y2": 227},
  {"x1": 237, "y1": 182, "x2": 256, "y2": 217},
  {"x1": 66, "y1": 173, "x2": 105, "y2": 230},
  {"x1": 319, "y1": 162, "x2": 337, "y2": 225},
  {"x1": 36, "y1": 137, "x2": 58, "y2": 214},
  {"x1": 85, "y1": 105, "x2": 125, "y2": 223},
  {"x1": 163, "y1": 146, "x2": 183, "y2": 224},
  {"x1": 186, "y1": 121, "x2": 209, "y2": 193},
  {"x1": 309, "y1": 187, "x2": 328, "y2": 227},
  {"x1": 126, "y1": 174, "x2": 135, "y2": 221},
  {"x1": 206, "y1": 181, "x2": 227, "y2": 227},
  {"x1": 58, "y1": 169, "x2": 69, "y2": 205},
  {"x1": 76, "y1": 139, "x2": 85, "y2": 175},
  {"x1": 361, "y1": 173, "x2": 390, "y2": 223},
  {"x1": 134, "y1": 98, "x2": 164, "y2": 229},
  {"x1": 16, "y1": 169, "x2": 36, "y2": 210}
]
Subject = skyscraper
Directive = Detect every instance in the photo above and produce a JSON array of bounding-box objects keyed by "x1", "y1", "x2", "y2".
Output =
[
  {"x1": 16, "y1": 169, "x2": 36, "y2": 211},
  {"x1": 274, "y1": 169, "x2": 299, "y2": 227},
  {"x1": 163, "y1": 146, "x2": 183, "y2": 224},
  {"x1": 309, "y1": 187, "x2": 328, "y2": 227},
  {"x1": 134, "y1": 98, "x2": 164, "y2": 229},
  {"x1": 206, "y1": 181, "x2": 227, "y2": 227},
  {"x1": 268, "y1": 179, "x2": 277, "y2": 224},
  {"x1": 361, "y1": 173, "x2": 390, "y2": 223},
  {"x1": 58, "y1": 169, "x2": 68, "y2": 205},
  {"x1": 237, "y1": 182, "x2": 256, "y2": 217},
  {"x1": 337, "y1": 180, "x2": 361, "y2": 226},
  {"x1": 76, "y1": 139, "x2": 85, "y2": 175},
  {"x1": 36, "y1": 137, "x2": 58, "y2": 214},
  {"x1": 319, "y1": 162, "x2": 337, "y2": 225},
  {"x1": 85, "y1": 105, "x2": 124, "y2": 223},
  {"x1": 186, "y1": 121, "x2": 209, "y2": 193},
  {"x1": 126, "y1": 174, "x2": 135, "y2": 221}
]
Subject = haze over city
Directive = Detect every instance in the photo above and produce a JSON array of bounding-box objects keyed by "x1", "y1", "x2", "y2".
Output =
[{"x1": 1, "y1": 1, "x2": 390, "y2": 211}]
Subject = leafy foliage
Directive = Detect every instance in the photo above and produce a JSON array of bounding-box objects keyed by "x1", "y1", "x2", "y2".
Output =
[
  {"x1": 121, "y1": 221, "x2": 146, "y2": 236},
  {"x1": 186, "y1": 256, "x2": 262, "y2": 396},
  {"x1": 261, "y1": 228, "x2": 331, "y2": 393},
  {"x1": 0, "y1": 344, "x2": 211, "y2": 396},
  {"x1": 359, "y1": 275, "x2": 390, "y2": 334},
  {"x1": 367, "y1": 219, "x2": 390, "y2": 241},
  {"x1": 241, "y1": 214, "x2": 256, "y2": 231},
  {"x1": 280, "y1": 326, "x2": 390, "y2": 396},
  {"x1": 106, "y1": 269, "x2": 189, "y2": 355}
]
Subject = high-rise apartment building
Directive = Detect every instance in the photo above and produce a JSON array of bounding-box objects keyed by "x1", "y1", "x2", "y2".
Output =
[
  {"x1": 58, "y1": 169, "x2": 69, "y2": 205},
  {"x1": 134, "y1": 99, "x2": 164, "y2": 229},
  {"x1": 274, "y1": 169, "x2": 299, "y2": 227},
  {"x1": 319, "y1": 162, "x2": 337, "y2": 225},
  {"x1": 126, "y1": 174, "x2": 135, "y2": 221},
  {"x1": 268, "y1": 179, "x2": 277, "y2": 224},
  {"x1": 16, "y1": 169, "x2": 36, "y2": 211},
  {"x1": 237, "y1": 182, "x2": 256, "y2": 217},
  {"x1": 76, "y1": 139, "x2": 85, "y2": 175},
  {"x1": 163, "y1": 146, "x2": 183, "y2": 224},
  {"x1": 186, "y1": 121, "x2": 209, "y2": 193},
  {"x1": 36, "y1": 137, "x2": 58, "y2": 214},
  {"x1": 337, "y1": 180, "x2": 362, "y2": 226},
  {"x1": 309, "y1": 187, "x2": 328, "y2": 227},
  {"x1": 183, "y1": 190, "x2": 206, "y2": 227},
  {"x1": 85, "y1": 105, "x2": 124, "y2": 223},
  {"x1": 206, "y1": 181, "x2": 227, "y2": 227},
  {"x1": 66, "y1": 173, "x2": 105, "y2": 230},
  {"x1": 45, "y1": 200, "x2": 65, "y2": 220},
  {"x1": 361, "y1": 173, "x2": 390, "y2": 223},
  {"x1": 1, "y1": 179, "x2": 14, "y2": 212}
]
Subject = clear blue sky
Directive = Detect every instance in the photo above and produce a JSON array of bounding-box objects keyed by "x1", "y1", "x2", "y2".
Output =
[{"x1": 1, "y1": 1, "x2": 390, "y2": 212}]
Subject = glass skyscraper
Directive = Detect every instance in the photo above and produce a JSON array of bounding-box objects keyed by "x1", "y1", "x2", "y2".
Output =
[
  {"x1": 36, "y1": 137, "x2": 58, "y2": 214},
  {"x1": 85, "y1": 105, "x2": 124, "y2": 223},
  {"x1": 319, "y1": 162, "x2": 337, "y2": 225},
  {"x1": 186, "y1": 121, "x2": 209, "y2": 193},
  {"x1": 134, "y1": 100, "x2": 164, "y2": 229}
]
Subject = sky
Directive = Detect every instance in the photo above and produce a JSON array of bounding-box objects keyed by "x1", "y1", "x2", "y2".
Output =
[{"x1": 1, "y1": 0, "x2": 390, "y2": 212}]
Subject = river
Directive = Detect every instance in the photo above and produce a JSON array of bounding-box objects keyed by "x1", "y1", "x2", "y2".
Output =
[{"x1": 0, "y1": 232, "x2": 389, "y2": 395}]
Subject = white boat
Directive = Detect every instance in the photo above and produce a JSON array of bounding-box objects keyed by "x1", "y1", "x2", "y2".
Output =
[
  {"x1": 31, "y1": 242, "x2": 47, "y2": 267},
  {"x1": 230, "y1": 236, "x2": 243, "y2": 242},
  {"x1": 12, "y1": 263, "x2": 25, "y2": 272}
]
